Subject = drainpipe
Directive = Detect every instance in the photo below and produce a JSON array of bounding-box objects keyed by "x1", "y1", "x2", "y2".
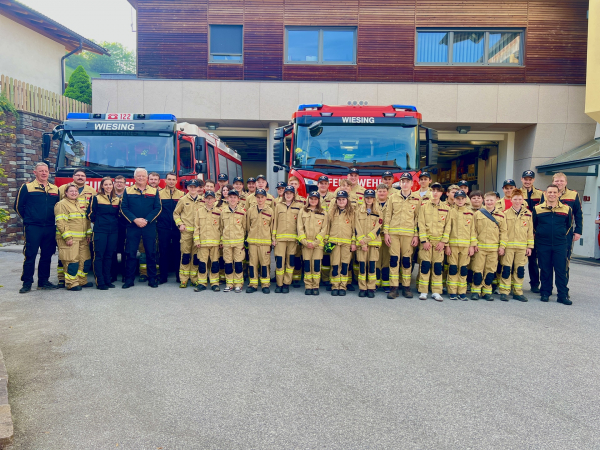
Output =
[{"x1": 61, "y1": 38, "x2": 83, "y2": 94}]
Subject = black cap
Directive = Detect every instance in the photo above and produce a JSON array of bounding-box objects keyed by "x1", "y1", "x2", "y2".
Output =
[
  {"x1": 247, "y1": 177, "x2": 256, "y2": 183},
  {"x1": 308, "y1": 191, "x2": 320, "y2": 198},
  {"x1": 204, "y1": 190, "x2": 216, "y2": 198},
  {"x1": 336, "y1": 190, "x2": 349, "y2": 198},
  {"x1": 233, "y1": 176, "x2": 244, "y2": 183},
  {"x1": 187, "y1": 179, "x2": 200, "y2": 187},
  {"x1": 228, "y1": 189, "x2": 239, "y2": 197},
  {"x1": 431, "y1": 182, "x2": 444, "y2": 190},
  {"x1": 318, "y1": 175, "x2": 329, "y2": 183},
  {"x1": 349, "y1": 168, "x2": 359, "y2": 174},
  {"x1": 284, "y1": 185, "x2": 295, "y2": 193},
  {"x1": 256, "y1": 174, "x2": 266, "y2": 180},
  {"x1": 255, "y1": 188, "x2": 267, "y2": 197},
  {"x1": 457, "y1": 180, "x2": 468, "y2": 187},
  {"x1": 400, "y1": 172, "x2": 413, "y2": 180},
  {"x1": 419, "y1": 171, "x2": 432, "y2": 179},
  {"x1": 276, "y1": 181, "x2": 287, "y2": 189},
  {"x1": 364, "y1": 189, "x2": 375, "y2": 198},
  {"x1": 382, "y1": 171, "x2": 394, "y2": 178},
  {"x1": 503, "y1": 179, "x2": 516, "y2": 187},
  {"x1": 494, "y1": 191, "x2": 501, "y2": 197},
  {"x1": 218, "y1": 173, "x2": 228, "y2": 181},
  {"x1": 522, "y1": 170, "x2": 535, "y2": 178},
  {"x1": 454, "y1": 190, "x2": 467, "y2": 198}
]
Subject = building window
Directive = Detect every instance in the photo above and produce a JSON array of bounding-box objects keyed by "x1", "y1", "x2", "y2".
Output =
[
  {"x1": 210, "y1": 25, "x2": 243, "y2": 63},
  {"x1": 416, "y1": 29, "x2": 523, "y2": 65},
  {"x1": 285, "y1": 27, "x2": 356, "y2": 64}
]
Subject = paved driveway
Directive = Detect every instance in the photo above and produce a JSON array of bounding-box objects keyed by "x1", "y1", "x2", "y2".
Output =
[{"x1": 1, "y1": 249, "x2": 599, "y2": 449}]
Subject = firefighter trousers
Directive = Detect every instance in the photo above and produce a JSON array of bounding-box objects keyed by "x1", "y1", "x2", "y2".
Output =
[
  {"x1": 223, "y1": 245, "x2": 244, "y2": 288},
  {"x1": 302, "y1": 246, "x2": 323, "y2": 289},
  {"x1": 356, "y1": 246, "x2": 380, "y2": 291},
  {"x1": 275, "y1": 241, "x2": 297, "y2": 287},
  {"x1": 21, "y1": 225, "x2": 55, "y2": 286},
  {"x1": 293, "y1": 244, "x2": 303, "y2": 284},
  {"x1": 248, "y1": 244, "x2": 272, "y2": 287},
  {"x1": 321, "y1": 253, "x2": 331, "y2": 283},
  {"x1": 471, "y1": 249, "x2": 498, "y2": 295},
  {"x1": 197, "y1": 246, "x2": 220, "y2": 287},
  {"x1": 139, "y1": 240, "x2": 160, "y2": 278},
  {"x1": 447, "y1": 246, "x2": 470, "y2": 295},
  {"x1": 527, "y1": 246, "x2": 540, "y2": 289},
  {"x1": 389, "y1": 235, "x2": 414, "y2": 288},
  {"x1": 417, "y1": 241, "x2": 445, "y2": 294},
  {"x1": 179, "y1": 231, "x2": 198, "y2": 285},
  {"x1": 125, "y1": 225, "x2": 157, "y2": 285},
  {"x1": 158, "y1": 227, "x2": 180, "y2": 282},
  {"x1": 376, "y1": 242, "x2": 391, "y2": 289},
  {"x1": 330, "y1": 244, "x2": 352, "y2": 290},
  {"x1": 537, "y1": 244, "x2": 569, "y2": 301},
  {"x1": 499, "y1": 248, "x2": 527, "y2": 295},
  {"x1": 59, "y1": 239, "x2": 91, "y2": 289},
  {"x1": 92, "y1": 231, "x2": 117, "y2": 287}
]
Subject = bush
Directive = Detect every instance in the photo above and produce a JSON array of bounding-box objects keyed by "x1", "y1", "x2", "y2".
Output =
[{"x1": 64, "y1": 65, "x2": 92, "y2": 104}]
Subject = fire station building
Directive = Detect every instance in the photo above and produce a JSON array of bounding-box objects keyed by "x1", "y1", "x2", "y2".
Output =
[{"x1": 92, "y1": 0, "x2": 600, "y2": 257}]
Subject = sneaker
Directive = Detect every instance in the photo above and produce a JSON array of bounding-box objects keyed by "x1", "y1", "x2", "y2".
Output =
[
  {"x1": 37, "y1": 281, "x2": 59, "y2": 290},
  {"x1": 358, "y1": 290, "x2": 367, "y2": 298},
  {"x1": 331, "y1": 290, "x2": 339, "y2": 296},
  {"x1": 338, "y1": 289, "x2": 346, "y2": 296},
  {"x1": 402, "y1": 287, "x2": 413, "y2": 299},
  {"x1": 246, "y1": 286, "x2": 257, "y2": 293},
  {"x1": 540, "y1": 295, "x2": 549, "y2": 302},
  {"x1": 500, "y1": 294, "x2": 509, "y2": 302},
  {"x1": 262, "y1": 287, "x2": 270, "y2": 294},
  {"x1": 493, "y1": 287, "x2": 499, "y2": 295},
  {"x1": 442, "y1": 287, "x2": 448, "y2": 295},
  {"x1": 305, "y1": 289, "x2": 313, "y2": 295},
  {"x1": 195, "y1": 284, "x2": 207, "y2": 292},
  {"x1": 459, "y1": 294, "x2": 467, "y2": 301},
  {"x1": 483, "y1": 294, "x2": 493, "y2": 301},
  {"x1": 19, "y1": 283, "x2": 32, "y2": 294},
  {"x1": 558, "y1": 298, "x2": 572, "y2": 305},
  {"x1": 68, "y1": 285, "x2": 82, "y2": 291},
  {"x1": 312, "y1": 289, "x2": 320, "y2": 296},
  {"x1": 346, "y1": 284, "x2": 355, "y2": 291},
  {"x1": 282, "y1": 285, "x2": 289, "y2": 294},
  {"x1": 211, "y1": 285, "x2": 220, "y2": 292},
  {"x1": 234, "y1": 287, "x2": 242, "y2": 293},
  {"x1": 432, "y1": 293, "x2": 443, "y2": 302},
  {"x1": 275, "y1": 286, "x2": 282, "y2": 293},
  {"x1": 223, "y1": 286, "x2": 232, "y2": 292},
  {"x1": 366, "y1": 290, "x2": 375, "y2": 298},
  {"x1": 384, "y1": 287, "x2": 391, "y2": 294},
  {"x1": 449, "y1": 294, "x2": 458, "y2": 301},
  {"x1": 513, "y1": 294, "x2": 528, "y2": 302},
  {"x1": 419, "y1": 293, "x2": 428, "y2": 300},
  {"x1": 139, "y1": 275, "x2": 148, "y2": 282},
  {"x1": 531, "y1": 286, "x2": 540, "y2": 293},
  {"x1": 179, "y1": 283, "x2": 187, "y2": 288}
]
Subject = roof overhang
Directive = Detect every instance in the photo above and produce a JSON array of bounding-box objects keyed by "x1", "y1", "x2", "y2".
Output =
[
  {"x1": 0, "y1": 0, "x2": 109, "y2": 55},
  {"x1": 536, "y1": 138, "x2": 600, "y2": 176}
]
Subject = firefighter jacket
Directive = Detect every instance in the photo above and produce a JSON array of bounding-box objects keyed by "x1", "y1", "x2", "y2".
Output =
[
  {"x1": 383, "y1": 192, "x2": 420, "y2": 237},
  {"x1": 473, "y1": 208, "x2": 507, "y2": 250},
  {"x1": 410, "y1": 188, "x2": 433, "y2": 203},
  {"x1": 327, "y1": 208, "x2": 355, "y2": 245},
  {"x1": 355, "y1": 205, "x2": 382, "y2": 247},
  {"x1": 158, "y1": 188, "x2": 184, "y2": 231},
  {"x1": 334, "y1": 183, "x2": 365, "y2": 205},
  {"x1": 58, "y1": 183, "x2": 96, "y2": 210},
  {"x1": 522, "y1": 186, "x2": 543, "y2": 212},
  {"x1": 418, "y1": 200, "x2": 451, "y2": 243},
  {"x1": 273, "y1": 200, "x2": 303, "y2": 241},
  {"x1": 495, "y1": 197, "x2": 512, "y2": 212},
  {"x1": 55, "y1": 198, "x2": 91, "y2": 242},
  {"x1": 14, "y1": 179, "x2": 60, "y2": 227},
  {"x1": 173, "y1": 193, "x2": 204, "y2": 232},
  {"x1": 246, "y1": 205, "x2": 274, "y2": 246},
  {"x1": 220, "y1": 205, "x2": 247, "y2": 246},
  {"x1": 532, "y1": 201, "x2": 573, "y2": 247},
  {"x1": 120, "y1": 185, "x2": 161, "y2": 228},
  {"x1": 297, "y1": 208, "x2": 328, "y2": 248},
  {"x1": 543, "y1": 188, "x2": 582, "y2": 235},
  {"x1": 193, "y1": 204, "x2": 222, "y2": 247},
  {"x1": 448, "y1": 205, "x2": 476, "y2": 247},
  {"x1": 245, "y1": 192, "x2": 275, "y2": 210},
  {"x1": 319, "y1": 191, "x2": 336, "y2": 212},
  {"x1": 87, "y1": 193, "x2": 120, "y2": 234},
  {"x1": 504, "y1": 206, "x2": 534, "y2": 249}
]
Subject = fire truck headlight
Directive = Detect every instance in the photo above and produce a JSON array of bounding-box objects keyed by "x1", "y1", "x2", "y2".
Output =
[{"x1": 305, "y1": 179, "x2": 317, "y2": 186}]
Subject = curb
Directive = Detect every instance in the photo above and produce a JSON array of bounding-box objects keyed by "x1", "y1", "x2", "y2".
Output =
[{"x1": 0, "y1": 349, "x2": 13, "y2": 447}]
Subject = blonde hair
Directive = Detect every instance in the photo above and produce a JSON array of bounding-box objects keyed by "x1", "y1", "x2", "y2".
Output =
[
  {"x1": 484, "y1": 191, "x2": 497, "y2": 198},
  {"x1": 340, "y1": 179, "x2": 351, "y2": 188},
  {"x1": 329, "y1": 196, "x2": 355, "y2": 222},
  {"x1": 552, "y1": 172, "x2": 567, "y2": 182},
  {"x1": 288, "y1": 176, "x2": 299, "y2": 183},
  {"x1": 447, "y1": 185, "x2": 459, "y2": 192}
]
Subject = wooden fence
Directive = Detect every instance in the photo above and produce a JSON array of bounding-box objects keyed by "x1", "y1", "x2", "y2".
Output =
[{"x1": 0, "y1": 74, "x2": 91, "y2": 120}]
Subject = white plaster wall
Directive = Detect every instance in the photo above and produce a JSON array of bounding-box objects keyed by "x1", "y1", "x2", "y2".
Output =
[{"x1": 0, "y1": 15, "x2": 66, "y2": 93}]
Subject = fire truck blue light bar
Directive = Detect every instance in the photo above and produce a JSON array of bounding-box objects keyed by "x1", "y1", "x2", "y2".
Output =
[
  {"x1": 298, "y1": 104, "x2": 323, "y2": 111},
  {"x1": 392, "y1": 105, "x2": 417, "y2": 112}
]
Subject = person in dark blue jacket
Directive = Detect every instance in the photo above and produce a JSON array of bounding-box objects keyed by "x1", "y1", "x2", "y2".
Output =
[
  {"x1": 157, "y1": 173, "x2": 184, "y2": 284},
  {"x1": 88, "y1": 177, "x2": 121, "y2": 290},
  {"x1": 120, "y1": 168, "x2": 162, "y2": 288}
]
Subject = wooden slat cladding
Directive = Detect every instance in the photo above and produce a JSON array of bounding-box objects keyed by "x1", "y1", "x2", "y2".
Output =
[{"x1": 135, "y1": 0, "x2": 588, "y2": 84}]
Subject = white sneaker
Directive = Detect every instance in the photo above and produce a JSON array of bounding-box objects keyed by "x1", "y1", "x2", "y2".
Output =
[
  {"x1": 432, "y1": 293, "x2": 443, "y2": 302},
  {"x1": 223, "y1": 286, "x2": 232, "y2": 292},
  {"x1": 419, "y1": 293, "x2": 428, "y2": 300},
  {"x1": 234, "y1": 287, "x2": 242, "y2": 293}
]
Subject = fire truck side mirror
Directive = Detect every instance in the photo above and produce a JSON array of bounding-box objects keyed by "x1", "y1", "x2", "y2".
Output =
[
  {"x1": 195, "y1": 162, "x2": 207, "y2": 174},
  {"x1": 273, "y1": 140, "x2": 284, "y2": 165},
  {"x1": 195, "y1": 137, "x2": 206, "y2": 161},
  {"x1": 427, "y1": 142, "x2": 438, "y2": 166},
  {"x1": 42, "y1": 133, "x2": 52, "y2": 159},
  {"x1": 273, "y1": 127, "x2": 284, "y2": 140}
]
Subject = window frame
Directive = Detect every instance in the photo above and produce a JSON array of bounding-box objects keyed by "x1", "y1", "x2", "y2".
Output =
[
  {"x1": 209, "y1": 24, "x2": 244, "y2": 64},
  {"x1": 284, "y1": 26, "x2": 357, "y2": 65},
  {"x1": 415, "y1": 28, "x2": 525, "y2": 67}
]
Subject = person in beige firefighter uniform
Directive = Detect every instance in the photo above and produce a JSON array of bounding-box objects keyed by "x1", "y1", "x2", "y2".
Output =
[
  {"x1": 498, "y1": 189, "x2": 534, "y2": 302},
  {"x1": 55, "y1": 183, "x2": 93, "y2": 291},
  {"x1": 245, "y1": 174, "x2": 275, "y2": 209},
  {"x1": 173, "y1": 179, "x2": 204, "y2": 288},
  {"x1": 355, "y1": 189, "x2": 382, "y2": 298},
  {"x1": 384, "y1": 172, "x2": 420, "y2": 299},
  {"x1": 272, "y1": 186, "x2": 303, "y2": 293},
  {"x1": 246, "y1": 188, "x2": 274, "y2": 294},
  {"x1": 445, "y1": 190, "x2": 476, "y2": 301},
  {"x1": 297, "y1": 191, "x2": 329, "y2": 296},
  {"x1": 411, "y1": 171, "x2": 433, "y2": 203},
  {"x1": 316, "y1": 175, "x2": 336, "y2": 287},
  {"x1": 275, "y1": 181, "x2": 287, "y2": 203},
  {"x1": 334, "y1": 167, "x2": 365, "y2": 206},
  {"x1": 288, "y1": 176, "x2": 307, "y2": 288},
  {"x1": 456, "y1": 180, "x2": 471, "y2": 206},
  {"x1": 417, "y1": 183, "x2": 451, "y2": 301},
  {"x1": 375, "y1": 183, "x2": 391, "y2": 293},
  {"x1": 220, "y1": 189, "x2": 247, "y2": 292},
  {"x1": 471, "y1": 192, "x2": 507, "y2": 300},
  {"x1": 326, "y1": 190, "x2": 356, "y2": 296},
  {"x1": 232, "y1": 177, "x2": 247, "y2": 203},
  {"x1": 193, "y1": 190, "x2": 222, "y2": 292},
  {"x1": 56, "y1": 169, "x2": 96, "y2": 287}
]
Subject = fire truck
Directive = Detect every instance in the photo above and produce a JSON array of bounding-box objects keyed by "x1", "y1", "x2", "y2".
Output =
[
  {"x1": 44, "y1": 113, "x2": 242, "y2": 190},
  {"x1": 272, "y1": 104, "x2": 438, "y2": 197}
]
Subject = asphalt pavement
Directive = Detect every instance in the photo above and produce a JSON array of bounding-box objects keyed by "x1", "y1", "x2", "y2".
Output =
[{"x1": 1, "y1": 248, "x2": 599, "y2": 449}]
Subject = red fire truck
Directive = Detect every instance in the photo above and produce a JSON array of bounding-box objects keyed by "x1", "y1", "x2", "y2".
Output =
[
  {"x1": 272, "y1": 104, "x2": 438, "y2": 197},
  {"x1": 45, "y1": 113, "x2": 242, "y2": 190}
]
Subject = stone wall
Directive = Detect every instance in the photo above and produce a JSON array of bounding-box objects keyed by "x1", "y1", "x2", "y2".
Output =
[{"x1": 0, "y1": 110, "x2": 59, "y2": 245}]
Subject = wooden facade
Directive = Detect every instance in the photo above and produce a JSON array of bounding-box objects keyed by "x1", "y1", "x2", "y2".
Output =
[{"x1": 136, "y1": 0, "x2": 588, "y2": 84}]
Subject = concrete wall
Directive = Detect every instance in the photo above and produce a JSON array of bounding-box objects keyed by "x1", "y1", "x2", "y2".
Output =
[{"x1": 0, "y1": 15, "x2": 65, "y2": 93}]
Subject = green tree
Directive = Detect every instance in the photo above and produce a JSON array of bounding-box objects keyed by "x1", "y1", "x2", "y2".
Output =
[
  {"x1": 87, "y1": 42, "x2": 136, "y2": 74},
  {"x1": 64, "y1": 66, "x2": 92, "y2": 104}
]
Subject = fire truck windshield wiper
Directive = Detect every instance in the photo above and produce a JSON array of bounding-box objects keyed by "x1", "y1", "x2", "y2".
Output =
[
  {"x1": 307, "y1": 163, "x2": 350, "y2": 170},
  {"x1": 60, "y1": 166, "x2": 104, "y2": 179},
  {"x1": 354, "y1": 164, "x2": 403, "y2": 170}
]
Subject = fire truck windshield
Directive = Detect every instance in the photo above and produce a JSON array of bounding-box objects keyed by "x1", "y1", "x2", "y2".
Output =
[
  {"x1": 293, "y1": 123, "x2": 418, "y2": 171},
  {"x1": 56, "y1": 131, "x2": 176, "y2": 174}
]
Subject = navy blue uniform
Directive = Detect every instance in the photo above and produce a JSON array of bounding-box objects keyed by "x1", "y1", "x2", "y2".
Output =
[
  {"x1": 14, "y1": 179, "x2": 59, "y2": 286},
  {"x1": 88, "y1": 193, "x2": 120, "y2": 287},
  {"x1": 120, "y1": 185, "x2": 162, "y2": 285},
  {"x1": 532, "y1": 201, "x2": 573, "y2": 301},
  {"x1": 523, "y1": 186, "x2": 544, "y2": 289},
  {"x1": 157, "y1": 187, "x2": 184, "y2": 283}
]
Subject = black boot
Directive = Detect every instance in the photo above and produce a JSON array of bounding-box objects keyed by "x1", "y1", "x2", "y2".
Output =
[
  {"x1": 282, "y1": 284, "x2": 289, "y2": 293},
  {"x1": 312, "y1": 289, "x2": 319, "y2": 296},
  {"x1": 402, "y1": 286, "x2": 413, "y2": 298},
  {"x1": 275, "y1": 285, "x2": 283, "y2": 293},
  {"x1": 305, "y1": 289, "x2": 312, "y2": 295},
  {"x1": 387, "y1": 287, "x2": 399, "y2": 299},
  {"x1": 367, "y1": 290, "x2": 375, "y2": 298},
  {"x1": 358, "y1": 290, "x2": 367, "y2": 298}
]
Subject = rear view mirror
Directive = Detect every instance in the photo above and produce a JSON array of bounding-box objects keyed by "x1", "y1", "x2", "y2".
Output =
[{"x1": 42, "y1": 133, "x2": 52, "y2": 158}]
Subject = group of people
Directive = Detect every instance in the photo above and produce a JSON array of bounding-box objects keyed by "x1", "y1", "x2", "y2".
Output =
[{"x1": 14, "y1": 162, "x2": 581, "y2": 304}]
